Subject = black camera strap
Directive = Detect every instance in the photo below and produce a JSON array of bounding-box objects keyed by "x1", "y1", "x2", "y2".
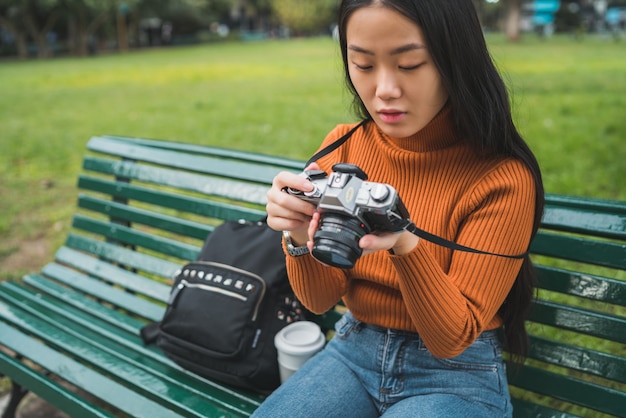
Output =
[
  {"x1": 403, "y1": 221, "x2": 528, "y2": 260},
  {"x1": 305, "y1": 120, "x2": 368, "y2": 168},
  {"x1": 304, "y1": 120, "x2": 527, "y2": 260}
]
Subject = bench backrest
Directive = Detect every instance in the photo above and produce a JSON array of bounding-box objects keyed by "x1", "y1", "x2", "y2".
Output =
[
  {"x1": 512, "y1": 195, "x2": 626, "y2": 417},
  {"x1": 70, "y1": 136, "x2": 625, "y2": 417}
]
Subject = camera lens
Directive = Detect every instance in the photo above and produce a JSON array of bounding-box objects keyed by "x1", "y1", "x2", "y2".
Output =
[{"x1": 311, "y1": 214, "x2": 368, "y2": 269}]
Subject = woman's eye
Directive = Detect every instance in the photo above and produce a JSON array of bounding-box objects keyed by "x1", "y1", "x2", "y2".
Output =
[
  {"x1": 353, "y1": 63, "x2": 372, "y2": 71},
  {"x1": 399, "y1": 64, "x2": 422, "y2": 71}
]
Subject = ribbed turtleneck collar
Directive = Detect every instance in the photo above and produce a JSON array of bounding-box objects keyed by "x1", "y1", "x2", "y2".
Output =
[{"x1": 376, "y1": 103, "x2": 461, "y2": 153}]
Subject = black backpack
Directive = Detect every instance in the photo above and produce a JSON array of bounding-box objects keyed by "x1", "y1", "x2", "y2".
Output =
[{"x1": 141, "y1": 219, "x2": 308, "y2": 393}]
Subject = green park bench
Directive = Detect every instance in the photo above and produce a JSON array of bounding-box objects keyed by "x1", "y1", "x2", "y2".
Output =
[{"x1": 0, "y1": 135, "x2": 625, "y2": 417}]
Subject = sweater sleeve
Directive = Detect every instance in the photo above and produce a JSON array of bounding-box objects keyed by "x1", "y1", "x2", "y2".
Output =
[
  {"x1": 284, "y1": 250, "x2": 349, "y2": 314},
  {"x1": 390, "y1": 159, "x2": 536, "y2": 358}
]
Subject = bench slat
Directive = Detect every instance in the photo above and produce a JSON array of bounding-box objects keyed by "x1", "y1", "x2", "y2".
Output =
[
  {"x1": 529, "y1": 299, "x2": 626, "y2": 344},
  {"x1": 71, "y1": 214, "x2": 200, "y2": 261},
  {"x1": 41, "y1": 262, "x2": 165, "y2": 321},
  {"x1": 78, "y1": 175, "x2": 265, "y2": 221},
  {"x1": 510, "y1": 397, "x2": 578, "y2": 418},
  {"x1": 531, "y1": 231, "x2": 626, "y2": 269},
  {"x1": 83, "y1": 156, "x2": 271, "y2": 205},
  {"x1": 78, "y1": 194, "x2": 213, "y2": 240},
  {"x1": 509, "y1": 365, "x2": 626, "y2": 417},
  {"x1": 54, "y1": 247, "x2": 171, "y2": 302},
  {"x1": 99, "y1": 135, "x2": 303, "y2": 170},
  {"x1": 543, "y1": 194, "x2": 626, "y2": 240},
  {"x1": 528, "y1": 336, "x2": 626, "y2": 384},
  {"x1": 535, "y1": 265, "x2": 626, "y2": 305},
  {"x1": 21, "y1": 275, "x2": 146, "y2": 333},
  {"x1": 87, "y1": 136, "x2": 283, "y2": 185},
  {"x1": 65, "y1": 234, "x2": 181, "y2": 278}
]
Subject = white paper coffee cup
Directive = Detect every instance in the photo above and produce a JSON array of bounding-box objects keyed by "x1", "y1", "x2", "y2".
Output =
[{"x1": 274, "y1": 321, "x2": 325, "y2": 383}]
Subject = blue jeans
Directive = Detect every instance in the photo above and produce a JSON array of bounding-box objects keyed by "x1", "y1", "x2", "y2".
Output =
[{"x1": 252, "y1": 312, "x2": 512, "y2": 417}]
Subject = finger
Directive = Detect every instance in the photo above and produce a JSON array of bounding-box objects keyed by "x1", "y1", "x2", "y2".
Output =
[
  {"x1": 306, "y1": 212, "x2": 321, "y2": 251},
  {"x1": 307, "y1": 212, "x2": 321, "y2": 240},
  {"x1": 274, "y1": 170, "x2": 315, "y2": 195},
  {"x1": 359, "y1": 232, "x2": 398, "y2": 253},
  {"x1": 268, "y1": 187, "x2": 317, "y2": 218},
  {"x1": 267, "y1": 215, "x2": 309, "y2": 234},
  {"x1": 359, "y1": 231, "x2": 419, "y2": 256},
  {"x1": 266, "y1": 194, "x2": 313, "y2": 228},
  {"x1": 304, "y1": 162, "x2": 320, "y2": 171}
]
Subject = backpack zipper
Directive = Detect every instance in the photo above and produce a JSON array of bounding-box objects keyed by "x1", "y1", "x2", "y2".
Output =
[{"x1": 170, "y1": 262, "x2": 267, "y2": 321}]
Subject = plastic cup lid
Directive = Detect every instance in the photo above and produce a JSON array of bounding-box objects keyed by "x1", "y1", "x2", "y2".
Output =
[{"x1": 275, "y1": 321, "x2": 325, "y2": 355}]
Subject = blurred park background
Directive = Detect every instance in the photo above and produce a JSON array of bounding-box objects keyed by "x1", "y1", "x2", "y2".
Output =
[{"x1": 1, "y1": 0, "x2": 625, "y2": 281}]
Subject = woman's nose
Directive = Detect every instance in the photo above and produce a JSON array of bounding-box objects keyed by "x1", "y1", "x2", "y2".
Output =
[{"x1": 376, "y1": 70, "x2": 401, "y2": 100}]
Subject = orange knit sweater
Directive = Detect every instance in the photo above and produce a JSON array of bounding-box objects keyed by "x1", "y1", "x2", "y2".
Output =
[{"x1": 285, "y1": 106, "x2": 536, "y2": 358}]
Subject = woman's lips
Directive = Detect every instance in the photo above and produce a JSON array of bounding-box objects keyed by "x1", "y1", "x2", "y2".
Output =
[{"x1": 378, "y1": 110, "x2": 405, "y2": 124}]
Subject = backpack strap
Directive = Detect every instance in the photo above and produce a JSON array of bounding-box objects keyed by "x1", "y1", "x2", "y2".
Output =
[{"x1": 140, "y1": 321, "x2": 161, "y2": 344}]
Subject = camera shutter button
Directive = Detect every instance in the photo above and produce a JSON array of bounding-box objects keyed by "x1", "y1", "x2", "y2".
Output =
[{"x1": 370, "y1": 184, "x2": 390, "y2": 202}]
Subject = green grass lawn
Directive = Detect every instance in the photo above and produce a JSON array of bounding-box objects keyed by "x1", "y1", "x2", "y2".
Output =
[{"x1": 1, "y1": 34, "x2": 625, "y2": 278}]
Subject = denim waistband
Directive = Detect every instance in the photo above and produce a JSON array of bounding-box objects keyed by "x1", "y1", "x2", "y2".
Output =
[{"x1": 344, "y1": 311, "x2": 501, "y2": 342}]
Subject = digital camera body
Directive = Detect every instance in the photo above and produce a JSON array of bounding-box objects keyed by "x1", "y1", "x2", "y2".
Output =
[{"x1": 286, "y1": 163, "x2": 410, "y2": 268}]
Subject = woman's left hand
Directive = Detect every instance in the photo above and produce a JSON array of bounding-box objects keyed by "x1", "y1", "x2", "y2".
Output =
[{"x1": 307, "y1": 212, "x2": 419, "y2": 256}]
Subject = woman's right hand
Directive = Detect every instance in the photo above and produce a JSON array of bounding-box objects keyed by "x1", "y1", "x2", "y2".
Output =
[{"x1": 266, "y1": 163, "x2": 321, "y2": 246}]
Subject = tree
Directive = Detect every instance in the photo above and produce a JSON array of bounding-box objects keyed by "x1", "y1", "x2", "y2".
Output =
[
  {"x1": 0, "y1": 0, "x2": 62, "y2": 58},
  {"x1": 0, "y1": 0, "x2": 29, "y2": 58},
  {"x1": 504, "y1": 0, "x2": 523, "y2": 41},
  {"x1": 0, "y1": 0, "x2": 121, "y2": 58},
  {"x1": 270, "y1": 0, "x2": 336, "y2": 35},
  {"x1": 134, "y1": 0, "x2": 227, "y2": 38},
  {"x1": 62, "y1": 0, "x2": 115, "y2": 56},
  {"x1": 23, "y1": 0, "x2": 62, "y2": 58}
]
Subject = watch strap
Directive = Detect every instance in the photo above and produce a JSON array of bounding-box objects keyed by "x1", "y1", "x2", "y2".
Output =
[{"x1": 283, "y1": 231, "x2": 310, "y2": 256}]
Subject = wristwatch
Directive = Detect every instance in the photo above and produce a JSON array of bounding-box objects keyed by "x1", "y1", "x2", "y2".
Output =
[{"x1": 283, "y1": 231, "x2": 310, "y2": 256}]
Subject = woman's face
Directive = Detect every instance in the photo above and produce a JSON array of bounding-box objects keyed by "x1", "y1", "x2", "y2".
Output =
[{"x1": 346, "y1": 5, "x2": 449, "y2": 138}]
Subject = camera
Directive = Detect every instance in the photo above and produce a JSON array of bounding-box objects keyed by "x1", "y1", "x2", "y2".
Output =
[{"x1": 285, "y1": 163, "x2": 411, "y2": 269}]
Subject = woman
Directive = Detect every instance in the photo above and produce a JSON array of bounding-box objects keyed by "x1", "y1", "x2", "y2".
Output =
[{"x1": 257, "y1": 0, "x2": 544, "y2": 416}]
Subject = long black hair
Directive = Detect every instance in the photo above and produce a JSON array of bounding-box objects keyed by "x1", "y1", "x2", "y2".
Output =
[{"x1": 337, "y1": 0, "x2": 545, "y2": 362}]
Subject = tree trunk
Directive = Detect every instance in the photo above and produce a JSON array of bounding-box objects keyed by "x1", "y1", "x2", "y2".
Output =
[
  {"x1": 77, "y1": 7, "x2": 89, "y2": 56},
  {"x1": 15, "y1": 33, "x2": 28, "y2": 59},
  {"x1": 22, "y1": 10, "x2": 61, "y2": 58},
  {"x1": 86, "y1": 10, "x2": 112, "y2": 55},
  {"x1": 0, "y1": 16, "x2": 28, "y2": 59},
  {"x1": 505, "y1": 0, "x2": 522, "y2": 42},
  {"x1": 67, "y1": 16, "x2": 78, "y2": 55},
  {"x1": 117, "y1": 9, "x2": 129, "y2": 52}
]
